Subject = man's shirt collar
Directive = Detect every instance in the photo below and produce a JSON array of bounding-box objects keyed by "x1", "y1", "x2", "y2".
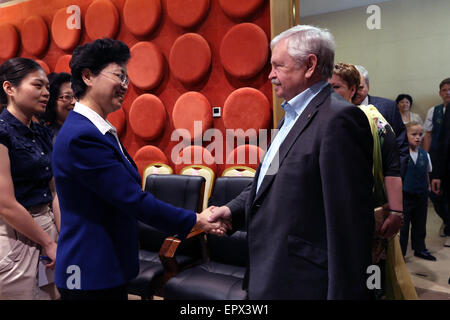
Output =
[
  {"x1": 281, "y1": 80, "x2": 329, "y2": 119},
  {"x1": 360, "y1": 95, "x2": 369, "y2": 106}
]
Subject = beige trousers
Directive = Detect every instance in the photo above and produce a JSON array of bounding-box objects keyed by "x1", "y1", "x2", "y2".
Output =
[{"x1": 0, "y1": 203, "x2": 59, "y2": 300}]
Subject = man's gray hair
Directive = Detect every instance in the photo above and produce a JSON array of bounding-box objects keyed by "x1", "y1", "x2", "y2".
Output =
[
  {"x1": 354, "y1": 65, "x2": 370, "y2": 86},
  {"x1": 270, "y1": 25, "x2": 335, "y2": 79}
]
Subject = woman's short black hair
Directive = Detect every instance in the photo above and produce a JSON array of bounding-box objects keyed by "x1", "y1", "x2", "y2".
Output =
[
  {"x1": 70, "y1": 38, "x2": 131, "y2": 99},
  {"x1": 395, "y1": 94, "x2": 413, "y2": 106},
  {"x1": 0, "y1": 57, "x2": 43, "y2": 105},
  {"x1": 44, "y1": 72, "x2": 71, "y2": 125}
]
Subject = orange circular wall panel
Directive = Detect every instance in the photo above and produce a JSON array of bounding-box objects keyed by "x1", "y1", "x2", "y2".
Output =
[
  {"x1": 21, "y1": 16, "x2": 49, "y2": 56},
  {"x1": 85, "y1": 0, "x2": 120, "y2": 40},
  {"x1": 51, "y1": 8, "x2": 81, "y2": 51},
  {"x1": 123, "y1": 0, "x2": 162, "y2": 37},
  {"x1": 35, "y1": 59, "x2": 51, "y2": 74},
  {"x1": 107, "y1": 108, "x2": 126, "y2": 136},
  {"x1": 223, "y1": 87, "x2": 271, "y2": 135},
  {"x1": 225, "y1": 144, "x2": 264, "y2": 171},
  {"x1": 0, "y1": 24, "x2": 19, "y2": 60},
  {"x1": 134, "y1": 145, "x2": 169, "y2": 178},
  {"x1": 54, "y1": 55, "x2": 72, "y2": 74},
  {"x1": 128, "y1": 42, "x2": 165, "y2": 91},
  {"x1": 220, "y1": 23, "x2": 268, "y2": 79},
  {"x1": 129, "y1": 94, "x2": 166, "y2": 140},
  {"x1": 218, "y1": 0, "x2": 265, "y2": 19},
  {"x1": 169, "y1": 33, "x2": 211, "y2": 86},
  {"x1": 175, "y1": 145, "x2": 217, "y2": 174},
  {"x1": 172, "y1": 91, "x2": 213, "y2": 141},
  {"x1": 166, "y1": 0, "x2": 210, "y2": 28}
]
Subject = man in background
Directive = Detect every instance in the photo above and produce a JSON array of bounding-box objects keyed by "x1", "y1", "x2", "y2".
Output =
[
  {"x1": 353, "y1": 65, "x2": 409, "y2": 177},
  {"x1": 426, "y1": 78, "x2": 450, "y2": 246}
]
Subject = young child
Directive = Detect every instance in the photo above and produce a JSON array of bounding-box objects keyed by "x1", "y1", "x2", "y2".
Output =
[{"x1": 400, "y1": 121, "x2": 436, "y2": 260}]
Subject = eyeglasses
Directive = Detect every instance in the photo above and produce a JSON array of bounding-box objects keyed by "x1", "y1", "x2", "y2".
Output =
[
  {"x1": 100, "y1": 71, "x2": 130, "y2": 87},
  {"x1": 57, "y1": 94, "x2": 75, "y2": 102}
]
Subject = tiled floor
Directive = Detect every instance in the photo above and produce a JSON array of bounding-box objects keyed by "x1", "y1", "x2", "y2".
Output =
[{"x1": 404, "y1": 201, "x2": 450, "y2": 299}]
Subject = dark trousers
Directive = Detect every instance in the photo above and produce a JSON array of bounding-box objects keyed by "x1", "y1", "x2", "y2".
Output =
[
  {"x1": 429, "y1": 185, "x2": 450, "y2": 236},
  {"x1": 58, "y1": 285, "x2": 127, "y2": 300},
  {"x1": 400, "y1": 192, "x2": 428, "y2": 255}
]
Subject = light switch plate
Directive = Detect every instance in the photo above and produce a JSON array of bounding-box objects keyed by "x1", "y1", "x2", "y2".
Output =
[{"x1": 212, "y1": 106, "x2": 221, "y2": 118}]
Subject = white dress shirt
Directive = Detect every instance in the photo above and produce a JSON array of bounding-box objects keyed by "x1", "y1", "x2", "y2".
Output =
[
  {"x1": 256, "y1": 81, "x2": 329, "y2": 193},
  {"x1": 73, "y1": 102, "x2": 128, "y2": 161}
]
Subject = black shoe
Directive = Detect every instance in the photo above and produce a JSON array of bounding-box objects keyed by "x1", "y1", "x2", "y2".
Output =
[{"x1": 414, "y1": 249, "x2": 437, "y2": 261}]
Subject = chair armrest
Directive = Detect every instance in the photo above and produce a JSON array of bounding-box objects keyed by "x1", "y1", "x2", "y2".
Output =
[
  {"x1": 158, "y1": 227, "x2": 206, "y2": 281},
  {"x1": 186, "y1": 226, "x2": 204, "y2": 239}
]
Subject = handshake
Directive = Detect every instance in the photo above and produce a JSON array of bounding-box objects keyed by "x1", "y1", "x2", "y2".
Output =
[{"x1": 195, "y1": 206, "x2": 232, "y2": 236}]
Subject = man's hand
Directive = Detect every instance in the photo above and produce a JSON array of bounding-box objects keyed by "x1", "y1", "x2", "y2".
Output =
[
  {"x1": 208, "y1": 206, "x2": 232, "y2": 236},
  {"x1": 431, "y1": 179, "x2": 441, "y2": 195},
  {"x1": 380, "y1": 214, "x2": 403, "y2": 239},
  {"x1": 195, "y1": 207, "x2": 228, "y2": 235}
]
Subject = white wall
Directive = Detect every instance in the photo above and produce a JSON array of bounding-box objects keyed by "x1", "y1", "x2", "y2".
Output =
[{"x1": 302, "y1": 0, "x2": 450, "y2": 119}]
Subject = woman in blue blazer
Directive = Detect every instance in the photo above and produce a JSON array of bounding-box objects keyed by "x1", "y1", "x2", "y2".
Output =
[{"x1": 52, "y1": 39, "x2": 222, "y2": 300}]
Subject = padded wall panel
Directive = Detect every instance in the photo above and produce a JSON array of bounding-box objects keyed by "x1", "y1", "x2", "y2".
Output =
[
  {"x1": 220, "y1": 23, "x2": 268, "y2": 79},
  {"x1": 0, "y1": 0, "x2": 272, "y2": 176},
  {"x1": 54, "y1": 54, "x2": 72, "y2": 73},
  {"x1": 175, "y1": 145, "x2": 217, "y2": 175},
  {"x1": 169, "y1": 33, "x2": 211, "y2": 86},
  {"x1": 123, "y1": 0, "x2": 162, "y2": 37},
  {"x1": 21, "y1": 16, "x2": 49, "y2": 56},
  {"x1": 172, "y1": 91, "x2": 213, "y2": 141},
  {"x1": 128, "y1": 42, "x2": 165, "y2": 91},
  {"x1": 85, "y1": 0, "x2": 120, "y2": 40},
  {"x1": 35, "y1": 59, "x2": 51, "y2": 74},
  {"x1": 51, "y1": 7, "x2": 81, "y2": 51},
  {"x1": 107, "y1": 108, "x2": 126, "y2": 137},
  {"x1": 134, "y1": 145, "x2": 169, "y2": 178},
  {"x1": 129, "y1": 94, "x2": 166, "y2": 140},
  {"x1": 223, "y1": 87, "x2": 271, "y2": 135},
  {"x1": 167, "y1": 0, "x2": 210, "y2": 28},
  {"x1": 0, "y1": 24, "x2": 19, "y2": 59},
  {"x1": 225, "y1": 145, "x2": 264, "y2": 171},
  {"x1": 218, "y1": 0, "x2": 265, "y2": 19}
]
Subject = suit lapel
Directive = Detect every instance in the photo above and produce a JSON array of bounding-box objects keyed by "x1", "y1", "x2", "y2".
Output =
[
  {"x1": 104, "y1": 132, "x2": 141, "y2": 184},
  {"x1": 73, "y1": 112, "x2": 141, "y2": 185},
  {"x1": 246, "y1": 116, "x2": 285, "y2": 209},
  {"x1": 252, "y1": 85, "x2": 332, "y2": 205}
]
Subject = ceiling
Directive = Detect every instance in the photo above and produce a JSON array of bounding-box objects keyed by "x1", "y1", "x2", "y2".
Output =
[{"x1": 300, "y1": 0, "x2": 393, "y2": 17}]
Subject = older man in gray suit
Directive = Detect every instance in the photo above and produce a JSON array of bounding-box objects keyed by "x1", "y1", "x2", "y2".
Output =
[{"x1": 209, "y1": 25, "x2": 375, "y2": 300}]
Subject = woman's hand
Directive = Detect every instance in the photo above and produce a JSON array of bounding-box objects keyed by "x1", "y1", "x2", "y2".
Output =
[
  {"x1": 42, "y1": 241, "x2": 57, "y2": 269},
  {"x1": 380, "y1": 214, "x2": 403, "y2": 239}
]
